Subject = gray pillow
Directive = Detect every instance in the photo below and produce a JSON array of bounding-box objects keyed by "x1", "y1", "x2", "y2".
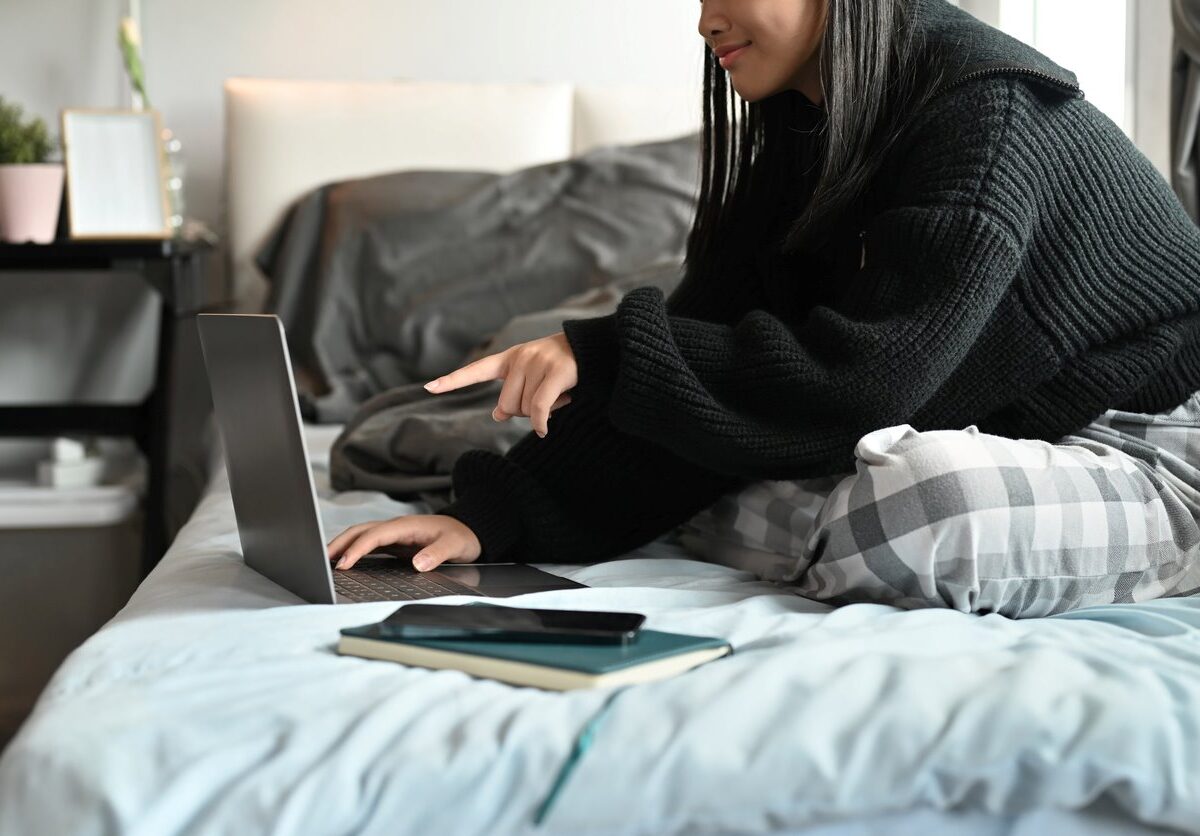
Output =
[{"x1": 257, "y1": 132, "x2": 701, "y2": 423}]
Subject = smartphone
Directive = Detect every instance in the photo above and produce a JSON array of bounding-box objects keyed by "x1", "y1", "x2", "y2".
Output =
[{"x1": 381, "y1": 603, "x2": 646, "y2": 644}]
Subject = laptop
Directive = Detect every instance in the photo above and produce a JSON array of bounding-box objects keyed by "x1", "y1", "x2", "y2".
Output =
[{"x1": 196, "y1": 313, "x2": 587, "y2": 604}]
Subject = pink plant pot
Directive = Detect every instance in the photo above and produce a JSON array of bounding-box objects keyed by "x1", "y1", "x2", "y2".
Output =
[{"x1": 0, "y1": 163, "x2": 65, "y2": 244}]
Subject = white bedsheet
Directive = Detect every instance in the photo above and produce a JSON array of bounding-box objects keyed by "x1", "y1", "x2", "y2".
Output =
[{"x1": 1, "y1": 425, "x2": 1198, "y2": 836}]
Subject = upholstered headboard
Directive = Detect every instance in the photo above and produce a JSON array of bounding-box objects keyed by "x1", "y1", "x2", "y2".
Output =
[{"x1": 222, "y1": 77, "x2": 702, "y2": 307}]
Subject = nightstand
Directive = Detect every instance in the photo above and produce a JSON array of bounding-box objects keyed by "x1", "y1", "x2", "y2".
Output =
[{"x1": 0, "y1": 236, "x2": 229, "y2": 576}]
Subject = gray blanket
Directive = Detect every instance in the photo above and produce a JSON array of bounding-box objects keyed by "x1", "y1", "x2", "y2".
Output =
[
  {"x1": 255, "y1": 133, "x2": 700, "y2": 505},
  {"x1": 256, "y1": 131, "x2": 701, "y2": 423},
  {"x1": 327, "y1": 264, "x2": 683, "y2": 509}
]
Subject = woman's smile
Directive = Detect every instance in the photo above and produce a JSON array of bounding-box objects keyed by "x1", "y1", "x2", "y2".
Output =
[
  {"x1": 719, "y1": 43, "x2": 750, "y2": 69},
  {"x1": 699, "y1": 0, "x2": 826, "y2": 103}
]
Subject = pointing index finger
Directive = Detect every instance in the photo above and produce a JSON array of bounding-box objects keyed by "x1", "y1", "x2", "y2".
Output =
[{"x1": 425, "y1": 353, "x2": 506, "y2": 393}]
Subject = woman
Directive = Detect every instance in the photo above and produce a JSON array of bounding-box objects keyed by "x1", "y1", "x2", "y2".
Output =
[{"x1": 328, "y1": 0, "x2": 1200, "y2": 618}]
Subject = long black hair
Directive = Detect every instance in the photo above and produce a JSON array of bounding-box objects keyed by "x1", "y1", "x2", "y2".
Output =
[{"x1": 683, "y1": 0, "x2": 953, "y2": 290}]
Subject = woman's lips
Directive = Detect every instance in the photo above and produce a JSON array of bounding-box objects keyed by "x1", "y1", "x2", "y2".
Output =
[{"x1": 719, "y1": 44, "x2": 750, "y2": 69}]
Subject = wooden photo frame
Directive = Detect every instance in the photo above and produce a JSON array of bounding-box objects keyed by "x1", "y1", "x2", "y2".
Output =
[{"x1": 60, "y1": 108, "x2": 172, "y2": 240}]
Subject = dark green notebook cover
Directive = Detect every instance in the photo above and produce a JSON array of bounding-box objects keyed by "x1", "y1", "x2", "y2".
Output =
[{"x1": 339, "y1": 623, "x2": 732, "y2": 674}]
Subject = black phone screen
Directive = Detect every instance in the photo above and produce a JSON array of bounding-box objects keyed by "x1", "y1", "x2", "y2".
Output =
[{"x1": 381, "y1": 603, "x2": 646, "y2": 643}]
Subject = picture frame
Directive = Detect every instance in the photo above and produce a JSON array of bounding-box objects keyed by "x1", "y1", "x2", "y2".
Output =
[{"x1": 59, "y1": 108, "x2": 172, "y2": 240}]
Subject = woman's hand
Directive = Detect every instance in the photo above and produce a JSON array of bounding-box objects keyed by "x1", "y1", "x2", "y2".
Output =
[
  {"x1": 327, "y1": 515, "x2": 482, "y2": 571},
  {"x1": 424, "y1": 331, "x2": 577, "y2": 438}
]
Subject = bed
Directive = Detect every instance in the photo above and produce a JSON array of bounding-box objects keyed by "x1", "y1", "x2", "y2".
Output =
[{"x1": 1, "y1": 78, "x2": 1198, "y2": 835}]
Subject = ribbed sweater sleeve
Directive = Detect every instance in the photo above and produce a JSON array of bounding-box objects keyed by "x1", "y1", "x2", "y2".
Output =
[
  {"x1": 437, "y1": 267, "x2": 768, "y2": 565},
  {"x1": 437, "y1": 390, "x2": 752, "y2": 565},
  {"x1": 440, "y1": 78, "x2": 1035, "y2": 565}
]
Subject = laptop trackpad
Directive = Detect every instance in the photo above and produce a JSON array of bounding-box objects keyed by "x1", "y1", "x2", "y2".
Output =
[{"x1": 433, "y1": 563, "x2": 586, "y2": 596}]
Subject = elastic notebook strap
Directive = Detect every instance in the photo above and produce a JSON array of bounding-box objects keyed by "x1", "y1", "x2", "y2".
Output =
[{"x1": 533, "y1": 686, "x2": 629, "y2": 827}]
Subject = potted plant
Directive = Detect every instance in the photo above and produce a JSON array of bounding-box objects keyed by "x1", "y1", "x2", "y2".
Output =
[{"x1": 0, "y1": 96, "x2": 63, "y2": 244}]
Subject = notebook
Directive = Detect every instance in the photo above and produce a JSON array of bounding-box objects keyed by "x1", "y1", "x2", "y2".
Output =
[{"x1": 336, "y1": 622, "x2": 733, "y2": 690}]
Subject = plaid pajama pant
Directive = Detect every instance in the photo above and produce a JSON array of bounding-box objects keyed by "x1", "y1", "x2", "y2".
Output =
[{"x1": 675, "y1": 390, "x2": 1200, "y2": 618}]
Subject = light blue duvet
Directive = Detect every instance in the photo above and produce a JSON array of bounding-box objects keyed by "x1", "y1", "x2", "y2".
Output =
[{"x1": 1, "y1": 428, "x2": 1197, "y2": 835}]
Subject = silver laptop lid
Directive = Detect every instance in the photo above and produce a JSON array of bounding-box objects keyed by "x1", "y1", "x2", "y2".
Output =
[{"x1": 196, "y1": 313, "x2": 336, "y2": 604}]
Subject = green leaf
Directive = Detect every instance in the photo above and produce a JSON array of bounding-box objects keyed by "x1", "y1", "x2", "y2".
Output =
[{"x1": 0, "y1": 96, "x2": 55, "y2": 165}]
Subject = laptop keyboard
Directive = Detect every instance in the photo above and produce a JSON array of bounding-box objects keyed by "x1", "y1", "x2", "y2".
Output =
[{"x1": 333, "y1": 564, "x2": 471, "y2": 602}]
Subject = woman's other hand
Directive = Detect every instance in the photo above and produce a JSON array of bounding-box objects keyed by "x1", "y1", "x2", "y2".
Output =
[
  {"x1": 423, "y1": 331, "x2": 576, "y2": 438},
  {"x1": 327, "y1": 515, "x2": 482, "y2": 571}
]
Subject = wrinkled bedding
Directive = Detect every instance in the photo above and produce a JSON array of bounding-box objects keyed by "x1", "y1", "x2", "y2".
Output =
[
  {"x1": 1, "y1": 426, "x2": 1198, "y2": 836},
  {"x1": 327, "y1": 266, "x2": 684, "y2": 509},
  {"x1": 256, "y1": 133, "x2": 701, "y2": 423}
]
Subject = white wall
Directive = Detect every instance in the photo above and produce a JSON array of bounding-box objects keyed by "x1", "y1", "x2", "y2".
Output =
[
  {"x1": 2, "y1": 0, "x2": 1178, "y2": 243},
  {"x1": 0, "y1": 0, "x2": 705, "y2": 244},
  {"x1": 954, "y1": 0, "x2": 1173, "y2": 177},
  {"x1": 1134, "y1": 0, "x2": 1174, "y2": 180},
  {"x1": 956, "y1": 0, "x2": 1002, "y2": 26}
]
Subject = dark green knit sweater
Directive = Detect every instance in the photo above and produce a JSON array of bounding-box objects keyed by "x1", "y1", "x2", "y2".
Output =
[{"x1": 439, "y1": 0, "x2": 1200, "y2": 564}]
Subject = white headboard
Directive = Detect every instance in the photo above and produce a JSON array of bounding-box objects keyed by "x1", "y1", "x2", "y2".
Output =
[{"x1": 223, "y1": 77, "x2": 702, "y2": 307}]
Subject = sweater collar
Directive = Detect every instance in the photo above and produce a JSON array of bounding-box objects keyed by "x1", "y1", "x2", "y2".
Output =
[{"x1": 911, "y1": 0, "x2": 1083, "y2": 100}]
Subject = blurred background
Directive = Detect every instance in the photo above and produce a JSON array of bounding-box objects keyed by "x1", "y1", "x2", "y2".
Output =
[
  {"x1": 0, "y1": 0, "x2": 1185, "y2": 749},
  {"x1": 0, "y1": 0, "x2": 1176, "y2": 517},
  {"x1": 1, "y1": 0, "x2": 1174, "y2": 240}
]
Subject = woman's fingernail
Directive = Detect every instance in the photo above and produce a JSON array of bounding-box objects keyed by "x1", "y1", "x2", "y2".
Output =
[
  {"x1": 537, "y1": 431, "x2": 546, "y2": 438},
  {"x1": 414, "y1": 557, "x2": 432, "y2": 571},
  {"x1": 424, "y1": 380, "x2": 440, "y2": 392},
  {"x1": 335, "y1": 557, "x2": 347, "y2": 569},
  {"x1": 492, "y1": 409, "x2": 501, "y2": 421}
]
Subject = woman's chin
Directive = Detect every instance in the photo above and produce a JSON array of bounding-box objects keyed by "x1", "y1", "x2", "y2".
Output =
[
  {"x1": 731, "y1": 80, "x2": 777, "y2": 104},
  {"x1": 729, "y1": 79, "x2": 763, "y2": 102}
]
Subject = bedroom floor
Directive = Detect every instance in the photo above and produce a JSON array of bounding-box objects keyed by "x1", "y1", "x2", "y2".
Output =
[{"x1": 0, "y1": 523, "x2": 142, "y2": 754}]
